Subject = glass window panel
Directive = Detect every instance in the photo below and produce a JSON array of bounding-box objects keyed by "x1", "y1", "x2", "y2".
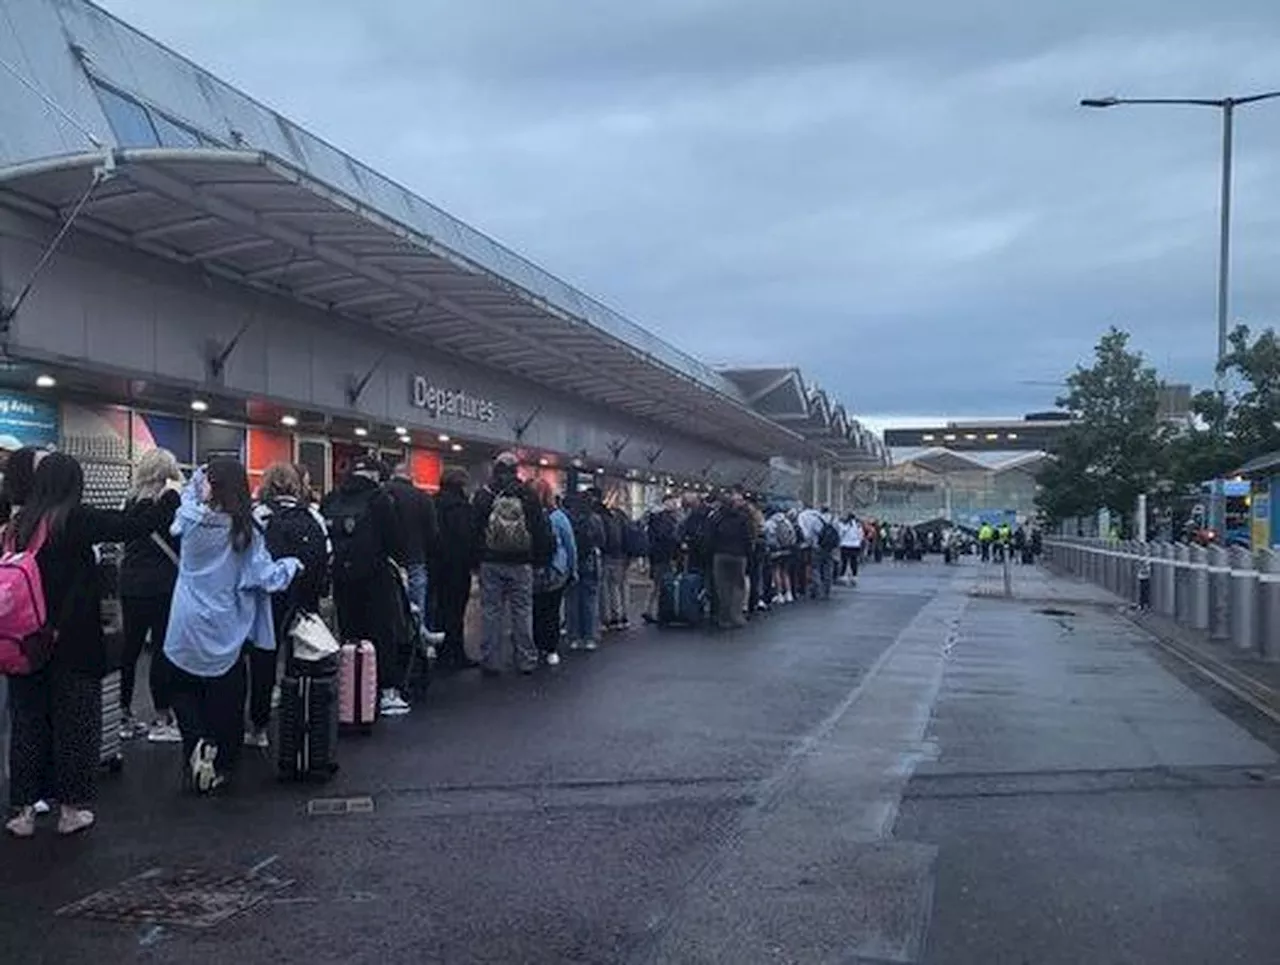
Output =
[
  {"x1": 151, "y1": 113, "x2": 200, "y2": 148},
  {"x1": 94, "y1": 84, "x2": 159, "y2": 147}
]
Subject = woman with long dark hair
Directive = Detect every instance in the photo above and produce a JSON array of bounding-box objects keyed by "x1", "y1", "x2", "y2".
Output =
[
  {"x1": 163, "y1": 459, "x2": 301, "y2": 793},
  {"x1": 5, "y1": 453, "x2": 169, "y2": 838}
]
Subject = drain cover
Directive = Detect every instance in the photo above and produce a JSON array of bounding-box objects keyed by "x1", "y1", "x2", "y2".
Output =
[
  {"x1": 56, "y1": 866, "x2": 290, "y2": 928},
  {"x1": 307, "y1": 795, "x2": 375, "y2": 816},
  {"x1": 1036, "y1": 607, "x2": 1076, "y2": 618}
]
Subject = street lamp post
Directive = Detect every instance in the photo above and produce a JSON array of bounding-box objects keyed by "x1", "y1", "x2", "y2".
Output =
[
  {"x1": 1083, "y1": 92, "x2": 1280, "y2": 542},
  {"x1": 1080, "y1": 91, "x2": 1280, "y2": 394}
]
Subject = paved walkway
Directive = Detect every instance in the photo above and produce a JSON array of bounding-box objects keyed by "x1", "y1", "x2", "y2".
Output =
[{"x1": 2, "y1": 558, "x2": 1278, "y2": 964}]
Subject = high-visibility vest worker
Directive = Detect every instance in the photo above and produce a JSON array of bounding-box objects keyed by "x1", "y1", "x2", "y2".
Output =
[{"x1": 978, "y1": 524, "x2": 994, "y2": 544}]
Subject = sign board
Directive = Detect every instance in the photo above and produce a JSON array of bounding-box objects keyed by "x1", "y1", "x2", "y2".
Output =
[
  {"x1": 409, "y1": 376, "x2": 497, "y2": 424},
  {"x1": 0, "y1": 391, "x2": 58, "y2": 450}
]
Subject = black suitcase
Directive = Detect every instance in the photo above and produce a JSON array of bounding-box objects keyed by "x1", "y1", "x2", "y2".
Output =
[{"x1": 278, "y1": 657, "x2": 340, "y2": 782}]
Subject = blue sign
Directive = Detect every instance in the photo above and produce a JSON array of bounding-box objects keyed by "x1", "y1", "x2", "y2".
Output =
[{"x1": 0, "y1": 392, "x2": 58, "y2": 449}]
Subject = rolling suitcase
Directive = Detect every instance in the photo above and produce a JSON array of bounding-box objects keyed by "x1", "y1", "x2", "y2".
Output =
[
  {"x1": 658, "y1": 570, "x2": 706, "y2": 627},
  {"x1": 278, "y1": 656, "x2": 340, "y2": 782},
  {"x1": 99, "y1": 670, "x2": 124, "y2": 773},
  {"x1": 339, "y1": 640, "x2": 378, "y2": 732}
]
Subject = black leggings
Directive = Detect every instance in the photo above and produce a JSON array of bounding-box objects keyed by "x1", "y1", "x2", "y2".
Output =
[
  {"x1": 120, "y1": 594, "x2": 174, "y2": 714},
  {"x1": 7, "y1": 662, "x2": 101, "y2": 808},
  {"x1": 533, "y1": 587, "x2": 565, "y2": 655},
  {"x1": 840, "y1": 547, "x2": 861, "y2": 578},
  {"x1": 169, "y1": 657, "x2": 247, "y2": 779}
]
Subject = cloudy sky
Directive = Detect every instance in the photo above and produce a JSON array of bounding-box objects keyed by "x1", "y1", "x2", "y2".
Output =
[{"x1": 98, "y1": 0, "x2": 1280, "y2": 424}]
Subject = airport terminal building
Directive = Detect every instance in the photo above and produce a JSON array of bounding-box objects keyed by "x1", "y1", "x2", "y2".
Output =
[{"x1": 0, "y1": 0, "x2": 884, "y2": 511}]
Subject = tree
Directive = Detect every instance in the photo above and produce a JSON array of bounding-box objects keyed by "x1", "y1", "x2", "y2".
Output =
[
  {"x1": 1036, "y1": 328, "x2": 1169, "y2": 526},
  {"x1": 1220, "y1": 324, "x2": 1280, "y2": 463}
]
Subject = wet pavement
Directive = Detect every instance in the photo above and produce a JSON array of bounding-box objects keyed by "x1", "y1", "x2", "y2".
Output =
[{"x1": 2, "y1": 558, "x2": 1279, "y2": 964}]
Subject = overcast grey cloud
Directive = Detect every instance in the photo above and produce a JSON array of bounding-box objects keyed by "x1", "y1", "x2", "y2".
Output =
[{"x1": 98, "y1": 0, "x2": 1280, "y2": 420}]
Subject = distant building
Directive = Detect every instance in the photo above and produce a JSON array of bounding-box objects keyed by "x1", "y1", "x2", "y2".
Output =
[
  {"x1": 848, "y1": 449, "x2": 1049, "y2": 526},
  {"x1": 883, "y1": 416, "x2": 1074, "y2": 452}
]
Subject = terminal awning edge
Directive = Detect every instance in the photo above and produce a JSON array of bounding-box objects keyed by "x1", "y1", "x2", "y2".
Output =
[{"x1": 0, "y1": 148, "x2": 809, "y2": 461}]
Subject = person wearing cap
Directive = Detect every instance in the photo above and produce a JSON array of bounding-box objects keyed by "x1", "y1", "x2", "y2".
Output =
[
  {"x1": 321, "y1": 456, "x2": 409, "y2": 715},
  {"x1": 470, "y1": 452, "x2": 553, "y2": 675}
]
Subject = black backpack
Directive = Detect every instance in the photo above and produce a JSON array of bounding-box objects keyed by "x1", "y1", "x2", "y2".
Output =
[
  {"x1": 570, "y1": 507, "x2": 602, "y2": 559},
  {"x1": 818, "y1": 520, "x2": 841, "y2": 552},
  {"x1": 264, "y1": 501, "x2": 328, "y2": 605},
  {"x1": 323, "y1": 488, "x2": 379, "y2": 583}
]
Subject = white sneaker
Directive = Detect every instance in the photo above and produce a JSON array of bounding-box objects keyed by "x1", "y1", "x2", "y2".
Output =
[
  {"x1": 190, "y1": 739, "x2": 218, "y2": 794},
  {"x1": 148, "y1": 722, "x2": 182, "y2": 744},
  {"x1": 425, "y1": 645, "x2": 438, "y2": 661},
  {"x1": 379, "y1": 691, "x2": 411, "y2": 716},
  {"x1": 424, "y1": 630, "x2": 446, "y2": 646},
  {"x1": 243, "y1": 728, "x2": 269, "y2": 749},
  {"x1": 546, "y1": 652, "x2": 561, "y2": 667},
  {"x1": 568, "y1": 640, "x2": 582, "y2": 651},
  {"x1": 583, "y1": 640, "x2": 599, "y2": 652},
  {"x1": 32, "y1": 799, "x2": 51, "y2": 816},
  {"x1": 5, "y1": 807, "x2": 36, "y2": 838},
  {"x1": 784, "y1": 593, "x2": 795, "y2": 604}
]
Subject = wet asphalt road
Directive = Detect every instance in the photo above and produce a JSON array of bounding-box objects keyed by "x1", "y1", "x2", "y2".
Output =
[{"x1": 2, "y1": 559, "x2": 1279, "y2": 964}]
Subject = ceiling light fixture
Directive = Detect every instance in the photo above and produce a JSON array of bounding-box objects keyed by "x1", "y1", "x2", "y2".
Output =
[
  {"x1": 438, "y1": 434, "x2": 451, "y2": 443},
  {"x1": 354, "y1": 426, "x2": 369, "y2": 437},
  {"x1": 394, "y1": 426, "x2": 407, "y2": 435},
  {"x1": 190, "y1": 399, "x2": 209, "y2": 413},
  {"x1": 280, "y1": 414, "x2": 298, "y2": 427},
  {"x1": 450, "y1": 442, "x2": 463, "y2": 452},
  {"x1": 35, "y1": 374, "x2": 56, "y2": 389}
]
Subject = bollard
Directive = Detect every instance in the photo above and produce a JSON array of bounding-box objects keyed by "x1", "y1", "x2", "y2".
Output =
[
  {"x1": 1208, "y1": 545, "x2": 1231, "y2": 642},
  {"x1": 1174, "y1": 543, "x2": 1191, "y2": 625},
  {"x1": 1160, "y1": 543, "x2": 1177, "y2": 619},
  {"x1": 1230, "y1": 547, "x2": 1259, "y2": 653},
  {"x1": 1149, "y1": 544, "x2": 1163, "y2": 613},
  {"x1": 1106, "y1": 543, "x2": 1119, "y2": 593},
  {"x1": 1258, "y1": 550, "x2": 1280, "y2": 662},
  {"x1": 1190, "y1": 544, "x2": 1210, "y2": 631}
]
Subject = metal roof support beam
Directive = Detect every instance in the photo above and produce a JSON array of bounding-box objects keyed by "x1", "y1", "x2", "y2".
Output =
[
  {"x1": 244, "y1": 256, "x2": 323, "y2": 281},
  {"x1": 1, "y1": 165, "x2": 110, "y2": 333},
  {"x1": 132, "y1": 214, "x2": 221, "y2": 242},
  {"x1": 189, "y1": 236, "x2": 276, "y2": 261},
  {"x1": 331, "y1": 290, "x2": 408, "y2": 311}
]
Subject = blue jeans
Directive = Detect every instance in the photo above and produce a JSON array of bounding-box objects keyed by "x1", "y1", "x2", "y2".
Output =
[
  {"x1": 565, "y1": 564, "x2": 601, "y2": 645},
  {"x1": 406, "y1": 563, "x2": 430, "y2": 633}
]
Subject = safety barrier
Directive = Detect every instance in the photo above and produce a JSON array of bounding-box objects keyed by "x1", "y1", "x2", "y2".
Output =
[{"x1": 1044, "y1": 538, "x2": 1280, "y2": 661}]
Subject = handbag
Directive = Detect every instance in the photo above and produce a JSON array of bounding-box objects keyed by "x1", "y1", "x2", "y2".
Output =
[{"x1": 288, "y1": 610, "x2": 340, "y2": 663}]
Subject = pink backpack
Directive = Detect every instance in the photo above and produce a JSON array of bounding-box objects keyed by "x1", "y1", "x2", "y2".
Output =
[{"x1": 0, "y1": 521, "x2": 54, "y2": 676}]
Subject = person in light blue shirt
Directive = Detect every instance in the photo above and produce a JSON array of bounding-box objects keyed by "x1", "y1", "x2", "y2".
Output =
[
  {"x1": 163, "y1": 460, "x2": 301, "y2": 793},
  {"x1": 532, "y1": 480, "x2": 577, "y2": 667}
]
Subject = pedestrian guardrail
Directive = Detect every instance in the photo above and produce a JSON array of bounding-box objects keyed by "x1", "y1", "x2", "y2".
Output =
[{"x1": 1044, "y1": 538, "x2": 1280, "y2": 661}]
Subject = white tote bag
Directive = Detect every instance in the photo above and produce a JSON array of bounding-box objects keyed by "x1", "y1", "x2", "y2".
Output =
[{"x1": 289, "y1": 611, "x2": 340, "y2": 662}]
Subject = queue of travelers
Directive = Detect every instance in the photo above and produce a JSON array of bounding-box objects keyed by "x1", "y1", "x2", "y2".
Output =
[{"x1": 1, "y1": 445, "x2": 868, "y2": 836}]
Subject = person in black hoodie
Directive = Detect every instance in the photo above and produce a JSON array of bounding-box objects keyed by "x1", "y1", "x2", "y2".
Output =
[
  {"x1": 709, "y1": 487, "x2": 752, "y2": 630},
  {"x1": 118, "y1": 448, "x2": 183, "y2": 743},
  {"x1": 5, "y1": 453, "x2": 168, "y2": 838},
  {"x1": 385, "y1": 459, "x2": 444, "y2": 649},
  {"x1": 471, "y1": 452, "x2": 552, "y2": 675},
  {"x1": 643, "y1": 494, "x2": 681, "y2": 623},
  {"x1": 321, "y1": 457, "x2": 409, "y2": 716},
  {"x1": 432, "y1": 468, "x2": 477, "y2": 671}
]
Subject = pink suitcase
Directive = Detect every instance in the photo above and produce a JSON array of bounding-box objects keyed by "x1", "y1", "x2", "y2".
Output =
[{"x1": 338, "y1": 640, "x2": 378, "y2": 731}]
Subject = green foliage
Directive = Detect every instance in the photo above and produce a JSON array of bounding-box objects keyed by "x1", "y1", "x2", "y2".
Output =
[
  {"x1": 1036, "y1": 323, "x2": 1280, "y2": 526},
  {"x1": 1036, "y1": 328, "x2": 1168, "y2": 522},
  {"x1": 1220, "y1": 325, "x2": 1280, "y2": 461}
]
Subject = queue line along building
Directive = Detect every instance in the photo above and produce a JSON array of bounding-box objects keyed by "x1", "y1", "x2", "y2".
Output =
[{"x1": 0, "y1": 0, "x2": 885, "y2": 513}]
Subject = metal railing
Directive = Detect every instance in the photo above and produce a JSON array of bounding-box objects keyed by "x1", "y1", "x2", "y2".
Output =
[{"x1": 1044, "y1": 538, "x2": 1280, "y2": 660}]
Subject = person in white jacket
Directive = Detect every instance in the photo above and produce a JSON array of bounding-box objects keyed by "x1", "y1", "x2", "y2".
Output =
[{"x1": 839, "y1": 514, "x2": 864, "y2": 584}]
